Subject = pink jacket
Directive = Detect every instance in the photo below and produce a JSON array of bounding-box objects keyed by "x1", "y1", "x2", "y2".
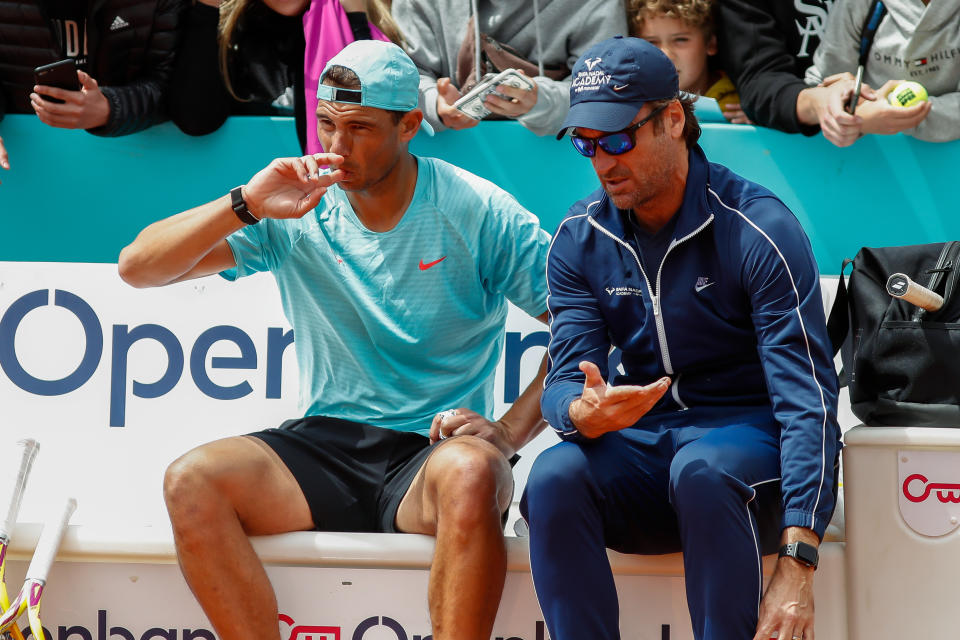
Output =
[{"x1": 303, "y1": 0, "x2": 390, "y2": 155}]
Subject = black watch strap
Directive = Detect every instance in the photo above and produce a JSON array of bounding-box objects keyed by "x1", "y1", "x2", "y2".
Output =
[
  {"x1": 778, "y1": 541, "x2": 819, "y2": 569},
  {"x1": 230, "y1": 186, "x2": 260, "y2": 225}
]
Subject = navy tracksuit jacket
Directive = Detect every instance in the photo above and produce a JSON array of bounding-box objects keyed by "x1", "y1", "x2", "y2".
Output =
[{"x1": 522, "y1": 145, "x2": 842, "y2": 640}]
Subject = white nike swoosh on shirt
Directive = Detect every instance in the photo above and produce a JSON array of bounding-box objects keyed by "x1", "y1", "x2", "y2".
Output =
[{"x1": 695, "y1": 282, "x2": 716, "y2": 292}]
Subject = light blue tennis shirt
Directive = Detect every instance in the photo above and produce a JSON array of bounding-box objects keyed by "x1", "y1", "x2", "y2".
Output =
[{"x1": 222, "y1": 157, "x2": 550, "y2": 435}]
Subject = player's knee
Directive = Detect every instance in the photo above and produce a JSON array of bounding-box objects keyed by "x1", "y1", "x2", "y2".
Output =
[
  {"x1": 163, "y1": 447, "x2": 229, "y2": 522},
  {"x1": 432, "y1": 438, "x2": 512, "y2": 522}
]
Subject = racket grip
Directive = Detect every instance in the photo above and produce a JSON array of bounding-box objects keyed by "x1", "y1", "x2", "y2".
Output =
[
  {"x1": 24, "y1": 498, "x2": 76, "y2": 582},
  {"x1": 887, "y1": 273, "x2": 945, "y2": 312},
  {"x1": 0, "y1": 439, "x2": 39, "y2": 541}
]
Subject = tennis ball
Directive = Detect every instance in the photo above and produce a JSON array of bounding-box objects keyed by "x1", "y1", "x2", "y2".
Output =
[{"x1": 887, "y1": 81, "x2": 929, "y2": 107}]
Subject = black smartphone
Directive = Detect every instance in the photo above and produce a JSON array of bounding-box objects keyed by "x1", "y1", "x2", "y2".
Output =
[{"x1": 34, "y1": 59, "x2": 80, "y2": 104}]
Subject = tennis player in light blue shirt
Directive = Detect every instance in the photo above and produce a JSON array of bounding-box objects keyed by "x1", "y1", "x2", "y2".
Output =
[
  {"x1": 224, "y1": 155, "x2": 547, "y2": 435},
  {"x1": 119, "y1": 40, "x2": 551, "y2": 640}
]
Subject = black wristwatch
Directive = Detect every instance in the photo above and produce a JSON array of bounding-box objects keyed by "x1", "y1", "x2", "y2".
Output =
[
  {"x1": 778, "y1": 541, "x2": 819, "y2": 569},
  {"x1": 230, "y1": 186, "x2": 260, "y2": 225}
]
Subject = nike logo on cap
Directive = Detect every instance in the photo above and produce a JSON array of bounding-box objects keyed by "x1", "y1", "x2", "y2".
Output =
[
  {"x1": 612, "y1": 84, "x2": 629, "y2": 91},
  {"x1": 419, "y1": 256, "x2": 447, "y2": 271}
]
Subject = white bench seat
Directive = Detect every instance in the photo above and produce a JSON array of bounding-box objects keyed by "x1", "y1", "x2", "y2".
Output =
[{"x1": 7, "y1": 522, "x2": 842, "y2": 575}]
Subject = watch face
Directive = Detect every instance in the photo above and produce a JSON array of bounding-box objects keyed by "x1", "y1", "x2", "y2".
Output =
[
  {"x1": 796, "y1": 542, "x2": 819, "y2": 567},
  {"x1": 780, "y1": 542, "x2": 819, "y2": 568}
]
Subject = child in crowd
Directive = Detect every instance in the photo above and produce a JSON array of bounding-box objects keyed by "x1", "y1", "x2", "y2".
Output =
[{"x1": 628, "y1": 0, "x2": 750, "y2": 124}]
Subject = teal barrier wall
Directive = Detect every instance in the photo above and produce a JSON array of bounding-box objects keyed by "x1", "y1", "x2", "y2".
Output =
[{"x1": 0, "y1": 114, "x2": 956, "y2": 272}]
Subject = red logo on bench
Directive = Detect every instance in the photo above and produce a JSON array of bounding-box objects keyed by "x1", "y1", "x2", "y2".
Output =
[
  {"x1": 902, "y1": 474, "x2": 960, "y2": 504},
  {"x1": 279, "y1": 614, "x2": 340, "y2": 640}
]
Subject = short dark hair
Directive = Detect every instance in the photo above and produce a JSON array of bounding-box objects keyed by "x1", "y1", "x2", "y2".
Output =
[
  {"x1": 322, "y1": 65, "x2": 406, "y2": 124},
  {"x1": 648, "y1": 95, "x2": 701, "y2": 148}
]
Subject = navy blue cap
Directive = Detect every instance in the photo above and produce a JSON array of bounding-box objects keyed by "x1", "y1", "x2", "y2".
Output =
[{"x1": 557, "y1": 36, "x2": 678, "y2": 139}]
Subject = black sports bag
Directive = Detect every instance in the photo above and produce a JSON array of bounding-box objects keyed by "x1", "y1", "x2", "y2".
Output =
[{"x1": 827, "y1": 241, "x2": 960, "y2": 427}]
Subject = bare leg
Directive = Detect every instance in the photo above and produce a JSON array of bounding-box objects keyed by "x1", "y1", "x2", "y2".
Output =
[
  {"x1": 395, "y1": 437, "x2": 514, "y2": 640},
  {"x1": 164, "y1": 436, "x2": 314, "y2": 640}
]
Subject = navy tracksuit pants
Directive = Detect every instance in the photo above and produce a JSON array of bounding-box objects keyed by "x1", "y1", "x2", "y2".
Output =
[{"x1": 520, "y1": 407, "x2": 785, "y2": 640}]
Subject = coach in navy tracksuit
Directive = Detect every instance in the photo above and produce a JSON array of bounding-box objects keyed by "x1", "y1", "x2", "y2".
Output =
[{"x1": 520, "y1": 37, "x2": 842, "y2": 640}]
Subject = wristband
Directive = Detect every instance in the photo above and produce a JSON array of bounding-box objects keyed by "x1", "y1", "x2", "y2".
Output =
[{"x1": 230, "y1": 186, "x2": 260, "y2": 225}]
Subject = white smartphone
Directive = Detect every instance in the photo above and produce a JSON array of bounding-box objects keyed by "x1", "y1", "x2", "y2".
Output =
[{"x1": 453, "y1": 69, "x2": 535, "y2": 120}]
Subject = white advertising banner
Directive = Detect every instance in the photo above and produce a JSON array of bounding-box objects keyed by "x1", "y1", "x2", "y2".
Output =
[
  {"x1": 0, "y1": 262, "x2": 551, "y2": 527},
  {"x1": 2, "y1": 560, "x2": 694, "y2": 640},
  {"x1": 1, "y1": 262, "x2": 851, "y2": 640}
]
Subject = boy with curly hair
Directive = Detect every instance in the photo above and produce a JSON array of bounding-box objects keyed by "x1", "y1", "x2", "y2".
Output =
[{"x1": 629, "y1": 0, "x2": 750, "y2": 123}]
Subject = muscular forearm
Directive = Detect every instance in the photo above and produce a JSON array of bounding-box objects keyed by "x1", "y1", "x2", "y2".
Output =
[
  {"x1": 118, "y1": 195, "x2": 242, "y2": 288},
  {"x1": 497, "y1": 354, "x2": 548, "y2": 457},
  {"x1": 754, "y1": 526, "x2": 818, "y2": 640},
  {"x1": 781, "y1": 525, "x2": 820, "y2": 550},
  {"x1": 771, "y1": 526, "x2": 819, "y2": 599}
]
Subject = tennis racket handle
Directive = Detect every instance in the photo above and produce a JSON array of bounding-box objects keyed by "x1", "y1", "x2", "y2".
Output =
[
  {"x1": 0, "y1": 438, "x2": 40, "y2": 540},
  {"x1": 887, "y1": 273, "x2": 945, "y2": 312},
  {"x1": 25, "y1": 498, "x2": 77, "y2": 582}
]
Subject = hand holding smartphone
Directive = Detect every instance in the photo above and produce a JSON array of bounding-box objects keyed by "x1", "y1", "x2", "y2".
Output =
[
  {"x1": 33, "y1": 59, "x2": 81, "y2": 104},
  {"x1": 453, "y1": 69, "x2": 535, "y2": 121}
]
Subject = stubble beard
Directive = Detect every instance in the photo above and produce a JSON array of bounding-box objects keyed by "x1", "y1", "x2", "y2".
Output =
[{"x1": 605, "y1": 138, "x2": 676, "y2": 212}]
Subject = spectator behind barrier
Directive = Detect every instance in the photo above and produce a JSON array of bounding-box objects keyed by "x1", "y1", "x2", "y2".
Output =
[
  {"x1": 715, "y1": 0, "x2": 877, "y2": 146},
  {"x1": 167, "y1": 0, "x2": 304, "y2": 138},
  {"x1": 118, "y1": 40, "x2": 551, "y2": 640},
  {"x1": 629, "y1": 0, "x2": 752, "y2": 124},
  {"x1": 0, "y1": 0, "x2": 186, "y2": 182},
  {"x1": 392, "y1": 0, "x2": 626, "y2": 136},
  {"x1": 302, "y1": 0, "x2": 403, "y2": 155},
  {"x1": 168, "y1": 0, "x2": 401, "y2": 152},
  {"x1": 805, "y1": 0, "x2": 956, "y2": 144},
  {"x1": 521, "y1": 36, "x2": 841, "y2": 640}
]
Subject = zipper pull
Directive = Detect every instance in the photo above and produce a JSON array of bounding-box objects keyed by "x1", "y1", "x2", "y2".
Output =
[{"x1": 652, "y1": 294, "x2": 661, "y2": 316}]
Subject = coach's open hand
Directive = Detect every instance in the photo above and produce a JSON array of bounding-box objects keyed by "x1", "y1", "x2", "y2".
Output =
[
  {"x1": 569, "y1": 361, "x2": 671, "y2": 438},
  {"x1": 243, "y1": 153, "x2": 345, "y2": 220}
]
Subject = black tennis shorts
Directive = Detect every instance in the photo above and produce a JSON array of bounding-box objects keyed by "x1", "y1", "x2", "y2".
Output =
[{"x1": 249, "y1": 415, "x2": 434, "y2": 533}]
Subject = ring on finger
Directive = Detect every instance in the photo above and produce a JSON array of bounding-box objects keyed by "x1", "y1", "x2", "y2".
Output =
[{"x1": 437, "y1": 410, "x2": 457, "y2": 439}]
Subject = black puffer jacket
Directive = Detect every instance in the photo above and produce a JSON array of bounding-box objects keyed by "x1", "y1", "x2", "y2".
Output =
[{"x1": 0, "y1": 0, "x2": 185, "y2": 136}]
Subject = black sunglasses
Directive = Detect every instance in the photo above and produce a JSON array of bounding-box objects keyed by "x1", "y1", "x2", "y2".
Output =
[{"x1": 570, "y1": 103, "x2": 670, "y2": 158}]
